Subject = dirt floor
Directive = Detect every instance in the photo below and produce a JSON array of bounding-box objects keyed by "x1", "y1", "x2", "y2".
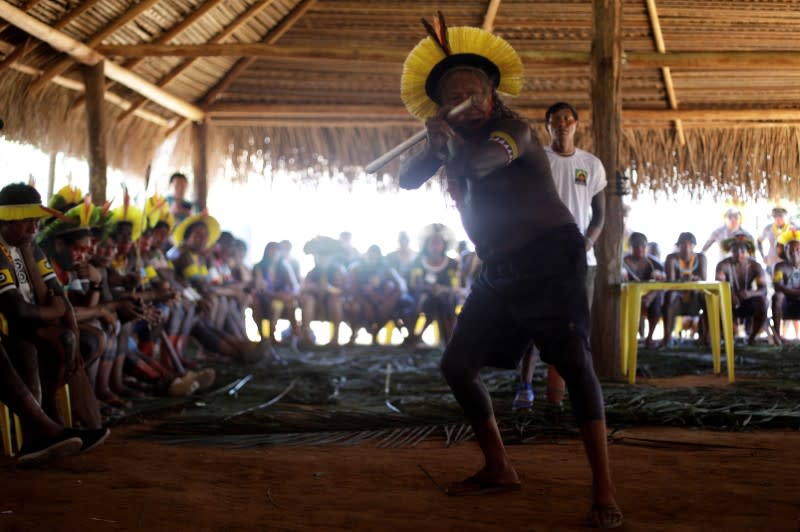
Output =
[{"x1": 1, "y1": 421, "x2": 799, "y2": 531}]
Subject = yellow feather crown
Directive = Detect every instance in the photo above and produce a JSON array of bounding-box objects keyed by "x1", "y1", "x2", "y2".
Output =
[{"x1": 401, "y1": 26, "x2": 524, "y2": 121}]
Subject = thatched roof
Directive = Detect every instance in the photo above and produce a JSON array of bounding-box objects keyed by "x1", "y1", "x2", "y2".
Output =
[{"x1": 2, "y1": 0, "x2": 800, "y2": 197}]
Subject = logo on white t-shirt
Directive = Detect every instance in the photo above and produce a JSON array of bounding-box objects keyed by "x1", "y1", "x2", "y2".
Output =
[{"x1": 574, "y1": 168, "x2": 588, "y2": 186}]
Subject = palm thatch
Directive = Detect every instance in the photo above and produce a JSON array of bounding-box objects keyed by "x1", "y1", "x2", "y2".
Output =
[
  {"x1": 3, "y1": 0, "x2": 800, "y2": 198},
  {"x1": 0, "y1": 70, "x2": 165, "y2": 175}
]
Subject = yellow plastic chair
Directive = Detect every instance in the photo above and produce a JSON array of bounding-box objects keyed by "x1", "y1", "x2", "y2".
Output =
[
  {"x1": 1, "y1": 385, "x2": 72, "y2": 457},
  {"x1": 620, "y1": 281, "x2": 735, "y2": 384}
]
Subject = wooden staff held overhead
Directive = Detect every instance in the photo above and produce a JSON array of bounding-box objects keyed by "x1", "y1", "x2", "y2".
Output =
[{"x1": 365, "y1": 96, "x2": 478, "y2": 174}]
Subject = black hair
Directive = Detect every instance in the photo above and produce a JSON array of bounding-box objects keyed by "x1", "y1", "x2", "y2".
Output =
[
  {"x1": 154, "y1": 220, "x2": 171, "y2": 231},
  {"x1": 169, "y1": 172, "x2": 188, "y2": 185},
  {"x1": 183, "y1": 221, "x2": 206, "y2": 241},
  {"x1": 545, "y1": 102, "x2": 579, "y2": 123},
  {"x1": 629, "y1": 232, "x2": 648, "y2": 246},
  {"x1": 234, "y1": 238, "x2": 248, "y2": 252},
  {"x1": 0, "y1": 182, "x2": 41, "y2": 206},
  {"x1": 218, "y1": 231, "x2": 234, "y2": 244},
  {"x1": 676, "y1": 232, "x2": 697, "y2": 246}
]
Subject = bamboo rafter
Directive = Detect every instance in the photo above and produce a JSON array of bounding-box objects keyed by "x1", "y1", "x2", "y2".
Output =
[
  {"x1": 0, "y1": 0, "x2": 203, "y2": 121},
  {"x1": 116, "y1": 0, "x2": 281, "y2": 123},
  {"x1": 646, "y1": 0, "x2": 684, "y2": 145},
  {"x1": 28, "y1": 0, "x2": 163, "y2": 93},
  {"x1": 71, "y1": 0, "x2": 229, "y2": 111}
]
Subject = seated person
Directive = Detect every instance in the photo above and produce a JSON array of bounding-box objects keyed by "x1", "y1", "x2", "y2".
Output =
[
  {"x1": 715, "y1": 233, "x2": 768, "y2": 345},
  {"x1": 385, "y1": 231, "x2": 417, "y2": 287},
  {"x1": 252, "y1": 241, "x2": 301, "y2": 346},
  {"x1": 621, "y1": 232, "x2": 665, "y2": 348},
  {"x1": 406, "y1": 225, "x2": 460, "y2": 346},
  {"x1": 771, "y1": 229, "x2": 800, "y2": 342},
  {"x1": 0, "y1": 183, "x2": 103, "y2": 430},
  {"x1": 347, "y1": 244, "x2": 413, "y2": 344},
  {"x1": 0, "y1": 340, "x2": 108, "y2": 463},
  {"x1": 170, "y1": 213, "x2": 268, "y2": 362},
  {"x1": 662, "y1": 232, "x2": 708, "y2": 347},
  {"x1": 300, "y1": 236, "x2": 348, "y2": 347}
]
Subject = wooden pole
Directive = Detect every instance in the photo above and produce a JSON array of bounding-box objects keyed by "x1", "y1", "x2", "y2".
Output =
[
  {"x1": 589, "y1": 0, "x2": 623, "y2": 379},
  {"x1": 46, "y1": 151, "x2": 56, "y2": 201},
  {"x1": 482, "y1": 0, "x2": 502, "y2": 32},
  {"x1": 645, "y1": 0, "x2": 685, "y2": 145},
  {"x1": 191, "y1": 119, "x2": 209, "y2": 211},
  {"x1": 81, "y1": 61, "x2": 107, "y2": 204}
]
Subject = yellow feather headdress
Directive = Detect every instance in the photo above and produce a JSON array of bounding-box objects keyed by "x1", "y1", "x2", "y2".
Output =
[{"x1": 401, "y1": 12, "x2": 523, "y2": 120}]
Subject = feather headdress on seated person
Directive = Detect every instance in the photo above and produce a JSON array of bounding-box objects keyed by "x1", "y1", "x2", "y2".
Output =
[
  {"x1": 144, "y1": 193, "x2": 175, "y2": 233},
  {"x1": 36, "y1": 196, "x2": 113, "y2": 243},
  {"x1": 48, "y1": 185, "x2": 84, "y2": 213},
  {"x1": 110, "y1": 186, "x2": 144, "y2": 241},
  {"x1": 400, "y1": 11, "x2": 523, "y2": 121},
  {"x1": 720, "y1": 231, "x2": 756, "y2": 254}
]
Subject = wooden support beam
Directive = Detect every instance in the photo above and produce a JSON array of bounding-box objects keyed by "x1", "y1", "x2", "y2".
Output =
[
  {"x1": 191, "y1": 120, "x2": 209, "y2": 211},
  {"x1": 72, "y1": 0, "x2": 228, "y2": 110},
  {"x1": 29, "y1": 0, "x2": 162, "y2": 93},
  {"x1": 590, "y1": 0, "x2": 623, "y2": 379},
  {"x1": 206, "y1": 103, "x2": 800, "y2": 123},
  {"x1": 645, "y1": 0, "x2": 684, "y2": 145},
  {"x1": 94, "y1": 43, "x2": 800, "y2": 70},
  {"x1": 199, "y1": 0, "x2": 317, "y2": 106},
  {"x1": 0, "y1": 0, "x2": 40, "y2": 34},
  {"x1": 46, "y1": 151, "x2": 56, "y2": 202},
  {"x1": 81, "y1": 61, "x2": 107, "y2": 204},
  {"x1": 1, "y1": 0, "x2": 103, "y2": 68},
  {"x1": 0, "y1": 36, "x2": 29, "y2": 73},
  {"x1": 116, "y1": 0, "x2": 280, "y2": 122},
  {"x1": 0, "y1": 0, "x2": 204, "y2": 121},
  {"x1": 482, "y1": 0, "x2": 502, "y2": 32}
]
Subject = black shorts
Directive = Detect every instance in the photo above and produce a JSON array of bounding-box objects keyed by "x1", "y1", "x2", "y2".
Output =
[
  {"x1": 733, "y1": 297, "x2": 763, "y2": 319},
  {"x1": 447, "y1": 224, "x2": 589, "y2": 370},
  {"x1": 781, "y1": 297, "x2": 800, "y2": 320}
]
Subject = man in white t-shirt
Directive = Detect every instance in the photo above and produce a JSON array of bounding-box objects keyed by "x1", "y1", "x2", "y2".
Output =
[{"x1": 513, "y1": 102, "x2": 607, "y2": 411}]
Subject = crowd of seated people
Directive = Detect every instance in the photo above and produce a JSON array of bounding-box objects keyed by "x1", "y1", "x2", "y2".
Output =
[
  {"x1": 0, "y1": 179, "x2": 275, "y2": 463},
  {"x1": 253, "y1": 224, "x2": 476, "y2": 350},
  {"x1": 623, "y1": 206, "x2": 800, "y2": 346}
]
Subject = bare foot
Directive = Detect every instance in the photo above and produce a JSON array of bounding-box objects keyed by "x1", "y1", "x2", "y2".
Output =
[
  {"x1": 446, "y1": 466, "x2": 521, "y2": 496},
  {"x1": 590, "y1": 484, "x2": 623, "y2": 528}
]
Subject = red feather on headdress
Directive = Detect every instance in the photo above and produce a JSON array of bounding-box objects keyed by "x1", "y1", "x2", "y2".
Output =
[{"x1": 421, "y1": 11, "x2": 451, "y2": 56}]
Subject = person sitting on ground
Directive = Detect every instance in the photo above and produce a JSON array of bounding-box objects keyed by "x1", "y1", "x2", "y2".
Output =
[
  {"x1": 715, "y1": 233, "x2": 768, "y2": 345},
  {"x1": 405, "y1": 224, "x2": 460, "y2": 346},
  {"x1": 771, "y1": 228, "x2": 800, "y2": 342},
  {"x1": 701, "y1": 207, "x2": 754, "y2": 261},
  {"x1": 621, "y1": 232, "x2": 666, "y2": 348},
  {"x1": 347, "y1": 244, "x2": 413, "y2": 344},
  {"x1": 300, "y1": 236, "x2": 348, "y2": 348},
  {"x1": 170, "y1": 213, "x2": 268, "y2": 363},
  {"x1": 758, "y1": 206, "x2": 796, "y2": 274},
  {"x1": 662, "y1": 232, "x2": 708, "y2": 347},
  {"x1": 0, "y1": 340, "x2": 108, "y2": 463},
  {"x1": 0, "y1": 183, "x2": 103, "y2": 431}
]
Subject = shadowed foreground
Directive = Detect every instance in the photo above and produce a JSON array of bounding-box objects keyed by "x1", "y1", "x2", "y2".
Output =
[{"x1": 1, "y1": 423, "x2": 799, "y2": 531}]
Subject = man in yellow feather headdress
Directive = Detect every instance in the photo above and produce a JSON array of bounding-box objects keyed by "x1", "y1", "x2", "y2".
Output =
[{"x1": 397, "y1": 14, "x2": 621, "y2": 527}]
